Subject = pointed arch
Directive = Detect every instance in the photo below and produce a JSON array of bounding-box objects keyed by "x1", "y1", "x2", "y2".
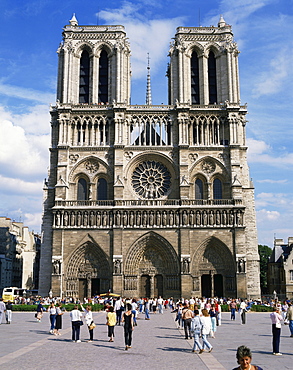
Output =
[
  {"x1": 79, "y1": 50, "x2": 90, "y2": 103},
  {"x1": 65, "y1": 239, "x2": 111, "y2": 297},
  {"x1": 98, "y1": 49, "x2": 109, "y2": 103},
  {"x1": 191, "y1": 50, "x2": 200, "y2": 104},
  {"x1": 124, "y1": 231, "x2": 179, "y2": 275}
]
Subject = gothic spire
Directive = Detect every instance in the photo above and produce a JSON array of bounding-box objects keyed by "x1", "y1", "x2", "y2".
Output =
[{"x1": 146, "y1": 53, "x2": 152, "y2": 105}]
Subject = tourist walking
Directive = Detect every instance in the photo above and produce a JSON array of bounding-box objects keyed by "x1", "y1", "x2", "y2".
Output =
[
  {"x1": 239, "y1": 300, "x2": 247, "y2": 325},
  {"x1": 122, "y1": 303, "x2": 134, "y2": 350},
  {"x1": 285, "y1": 302, "x2": 293, "y2": 337},
  {"x1": 114, "y1": 297, "x2": 124, "y2": 325},
  {"x1": 81, "y1": 304, "x2": 94, "y2": 342},
  {"x1": 230, "y1": 299, "x2": 237, "y2": 320},
  {"x1": 106, "y1": 306, "x2": 116, "y2": 342},
  {"x1": 5, "y1": 300, "x2": 13, "y2": 324},
  {"x1": 209, "y1": 304, "x2": 217, "y2": 337},
  {"x1": 54, "y1": 303, "x2": 64, "y2": 335},
  {"x1": 191, "y1": 310, "x2": 203, "y2": 354},
  {"x1": 36, "y1": 300, "x2": 44, "y2": 322},
  {"x1": 200, "y1": 309, "x2": 213, "y2": 352},
  {"x1": 144, "y1": 298, "x2": 150, "y2": 320},
  {"x1": 0, "y1": 298, "x2": 6, "y2": 324},
  {"x1": 270, "y1": 306, "x2": 283, "y2": 355},
  {"x1": 70, "y1": 305, "x2": 83, "y2": 342},
  {"x1": 48, "y1": 302, "x2": 57, "y2": 334},
  {"x1": 182, "y1": 303, "x2": 194, "y2": 339},
  {"x1": 232, "y1": 345, "x2": 263, "y2": 370}
]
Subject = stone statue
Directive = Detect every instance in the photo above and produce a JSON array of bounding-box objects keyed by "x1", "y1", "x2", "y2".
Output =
[
  {"x1": 63, "y1": 212, "x2": 68, "y2": 226},
  {"x1": 53, "y1": 260, "x2": 61, "y2": 275},
  {"x1": 114, "y1": 259, "x2": 121, "y2": 274},
  {"x1": 238, "y1": 258, "x2": 245, "y2": 273}
]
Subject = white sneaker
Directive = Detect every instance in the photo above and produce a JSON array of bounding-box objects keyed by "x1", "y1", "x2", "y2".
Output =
[
  {"x1": 274, "y1": 353, "x2": 282, "y2": 356},
  {"x1": 76, "y1": 340, "x2": 81, "y2": 343}
]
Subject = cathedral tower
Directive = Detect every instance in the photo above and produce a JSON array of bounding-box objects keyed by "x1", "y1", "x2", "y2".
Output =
[{"x1": 39, "y1": 15, "x2": 260, "y2": 300}]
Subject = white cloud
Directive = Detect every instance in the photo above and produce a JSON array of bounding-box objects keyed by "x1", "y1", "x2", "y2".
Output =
[
  {"x1": 0, "y1": 175, "x2": 43, "y2": 196},
  {"x1": 99, "y1": 3, "x2": 184, "y2": 79},
  {"x1": 252, "y1": 48, "x2": 292, "y2": 97},
  {"x1": 256, "y1": 179, "x2": 287, "y2": 184},
  {"x1": 23, "y1": 212, "x2": 42, "y2": 232},
  {"x1": 0, "y1": 112, "x2": 50, "y2": 180},
  {"x1": 0, "y1": 82, "x2": 55, "y2": 104},
  {"x1": 256, "y1": 192, "x2": 293, "y2": 209},
  {"x1": 257, "y1": 209, "x2": 280, "y2": 221},
  {"x1": 247, "y1": 138, "x2": 293, "y2": 166}
]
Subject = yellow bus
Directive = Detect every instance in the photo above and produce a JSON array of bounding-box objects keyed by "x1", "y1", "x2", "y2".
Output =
[{"x1": 2, "y1": 287, "x2": 26, "y2": 302}]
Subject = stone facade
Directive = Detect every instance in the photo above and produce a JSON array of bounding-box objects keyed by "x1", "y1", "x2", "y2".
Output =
[
  {"x1": 268, "y1": 238, "x2": 293, "y2": 300},
  {"x1": 39, "y1": 15, "x2": 261, "y2": 299},
  {"x1": 0, "y1": 217, "x2": 41, "y2": 293}
]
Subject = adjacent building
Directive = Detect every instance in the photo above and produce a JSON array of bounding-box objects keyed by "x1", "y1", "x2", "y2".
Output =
[
  {"x1": 268, "y1": 237, "x2": 293, "y2": 300},
  {"x1": 39, "y1": 15, "x2": 261, "y2": 299},
  {"x1": 0, "y1": 217, "x2": 41, "y2": 293}
]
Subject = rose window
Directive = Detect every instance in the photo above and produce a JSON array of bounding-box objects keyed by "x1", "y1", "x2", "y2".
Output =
[{"x1": 132, "y1": 161, "x2": 171, "y2": 199}]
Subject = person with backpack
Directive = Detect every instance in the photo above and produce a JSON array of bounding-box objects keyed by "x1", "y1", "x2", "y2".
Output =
[{"x1": 191, "y1": 309, "x2": 204, "y2": 354}]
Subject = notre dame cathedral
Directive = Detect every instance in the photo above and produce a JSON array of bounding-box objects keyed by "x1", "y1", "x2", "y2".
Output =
[{"x1": 39, "y1": 14, "x2": 261, "y2": 299}]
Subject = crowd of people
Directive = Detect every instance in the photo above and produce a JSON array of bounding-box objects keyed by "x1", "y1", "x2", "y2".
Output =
[{"x1": 1, "y1": 293, "x2": 293, "y2": 364}]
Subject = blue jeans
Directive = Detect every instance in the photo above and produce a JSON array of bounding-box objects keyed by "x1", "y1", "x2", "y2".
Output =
[
  {"x1": 231, "y1": 308, "x2": 236, "y2": 320},
  {"x1": 289, "y1": 320, "x2": 293, "y2": 335},
  {"x1": 145, "y1": 308, "x2": 150, "y2": 319},
  {"x1": 158, "y1": 304, "x2": 163, "y2": 314},
  {"x1": 192, "y1": 331, "x2": 203, "y2": 351},
  {"x1": 211, "y1": 317, "x2": 217, "y2": 333},
  {"x1": 131, "y1": 310, "x2": 137, "y2": 325},
  {"x1": 50, "y1": 314, "x2": 57, "y2": 330},
  {"x1": 202, "y1": 334, "x2": 212, "y2": 350}
]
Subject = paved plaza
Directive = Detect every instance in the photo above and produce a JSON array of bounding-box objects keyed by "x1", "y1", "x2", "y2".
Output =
[{"x1": 0, "y1": 309, "x2": 292, "y2": 369}]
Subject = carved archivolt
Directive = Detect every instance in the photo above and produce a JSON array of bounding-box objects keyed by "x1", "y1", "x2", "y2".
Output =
[
  {"x1": 124, "y1": 232, "x2": 179, "y2": 276},
  {"x1": 191, "y1": 236, "x2": 236, "y2": 274},
  {"x1": 66, "y1": 242, "x2": 110, "y2": 279}
]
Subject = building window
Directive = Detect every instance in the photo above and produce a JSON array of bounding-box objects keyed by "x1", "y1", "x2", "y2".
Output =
[
  {"x1": 191, "y1": 51, "x2": 200, "y2": 104},
  {"x1": 98, "y1": 50, "x2": 108, "y2": 103},
  {"x1": 79, "y1": 50, "x2": 90, "y2": 103},
  {"x1": 290, "y1": 270, "x2": 293, "y2": 281},
  {"x1": 213, "y1": 178, "x2": 222, "y2": 199},
  {"x1": 208, "y1": 51, "x2": 217, "y2": 104},
  {"x1": 195, "y1": 179, "x2": 203, "y2": 199},
  {"x1": 97, "y1": 178, "x2": 108, "y2": 200},
  {"x1": 77, "y1": 178, "x2": 88, "y2": 200}
]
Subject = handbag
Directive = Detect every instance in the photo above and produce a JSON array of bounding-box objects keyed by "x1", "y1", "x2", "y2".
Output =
[
  {"x1": 89, "y1": 322, "x2": 96, "y2": 330},
  {"x1": 276, "y1": 322, "x2": 281, "y2": 328}
]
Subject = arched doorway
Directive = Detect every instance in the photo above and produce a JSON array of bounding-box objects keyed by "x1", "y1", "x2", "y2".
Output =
[
  {"x1": 140, "y1": 275, "x2": 151, "y2": 297},
  {"x1": 65, "y1": 241, "x2": 111, "y2": 299},
  {"x1": 154, "y1": 274, "x2": 163, "y2": 297},
  {"x1": 192, "y1": 237, "x2": 236, "y2": 298},
  {"x1": 124, "y1": 232, "x2": 180, "y2": 298}
]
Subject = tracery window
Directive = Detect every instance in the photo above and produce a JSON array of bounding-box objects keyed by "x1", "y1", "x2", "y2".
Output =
[
  {"x1": 213, "y1": 178, "x2": 222, "y2": 199},
  {"x1": 208, "y1": 51, "x2": 217, "y2": 104},
  {"x1": 97, "y1": 178, "x2": 108, "y2": 200},
  {"x1": 98, "y1": 50, "x2": 108, "y2": 103},
  {"x1": 79, "y1": 50, "x2": 90, "y2": 103},
  {"x1": 195, "y1": 178, "x2": 204, "y2": 199},
  {"x1": 191, "y1": 51, "x2": 200, "y2": 104},
  {"x1": 132, "y1": 161, "x2": 171, "y2": 199},
  {"x1": 77, "y1": 178, "x2": 88, "y2": 200}
]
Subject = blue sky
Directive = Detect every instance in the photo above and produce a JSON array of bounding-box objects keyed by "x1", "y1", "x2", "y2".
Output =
[{"x1": 0, "y1": 0, "x2": 292, "y2": 247}]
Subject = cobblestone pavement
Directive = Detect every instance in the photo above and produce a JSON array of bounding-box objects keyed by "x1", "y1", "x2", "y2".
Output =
[{"x1": 0, "y1": 310, "x2": 292, "y2": 369}]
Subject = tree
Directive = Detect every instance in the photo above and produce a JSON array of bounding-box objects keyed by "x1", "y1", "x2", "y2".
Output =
[{"x1": 258, "y1": 244, "x2": 272, "y2": 294}]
